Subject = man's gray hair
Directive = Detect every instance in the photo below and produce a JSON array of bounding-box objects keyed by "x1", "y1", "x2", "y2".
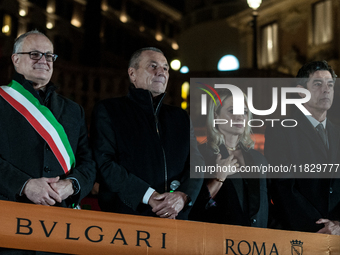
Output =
[
  {"x1": 13, "y1": 29, "x2": 53, "y2": 54},
  {"x1": 128, "y1": 47, "x2": 164, "y2": 69}
]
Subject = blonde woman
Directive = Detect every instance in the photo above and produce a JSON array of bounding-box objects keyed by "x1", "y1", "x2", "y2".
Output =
[{"x1": 189, "y1": 89, "x2": 268, "y2": 227}]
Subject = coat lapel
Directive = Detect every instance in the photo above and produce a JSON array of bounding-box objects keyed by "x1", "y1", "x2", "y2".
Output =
[
  {"x1": 326, "y1": 119, "x2": 340, "y2": 163},
  {"x1": 294, "y1": 110, "x2": 328, "y2": 158},
  {"x1": 220, "y1": 145, "x2": 261, "y2": 219},
  {"x1": 49, "y1": 92, "x2": 64, "y2": 121},
  {"x1": 243, "y1": 150, "x2": 261, "y2": 218},
  {"x1": 219, "y1": 145, "x2": 246, "y2": 215}
]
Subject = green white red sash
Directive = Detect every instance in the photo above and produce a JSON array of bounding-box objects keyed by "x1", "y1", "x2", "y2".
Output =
[{"x1": 0, "y1": 80, "x2": 75, "y2": 174}]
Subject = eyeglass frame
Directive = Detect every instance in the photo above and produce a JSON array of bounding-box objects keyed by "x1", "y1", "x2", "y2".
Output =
[{"x1": 15, "y1": 51, "x2": 58, "y2": 62}]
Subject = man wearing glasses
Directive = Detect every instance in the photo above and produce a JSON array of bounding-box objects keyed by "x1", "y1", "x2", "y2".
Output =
[{"x1": 0, "y1": 30, "x2": 95, "y2": 209}]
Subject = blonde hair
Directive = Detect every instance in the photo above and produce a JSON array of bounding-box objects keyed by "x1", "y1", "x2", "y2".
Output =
[{"x1": 206, "y1": 89, "x2": 254, "y2": 154}]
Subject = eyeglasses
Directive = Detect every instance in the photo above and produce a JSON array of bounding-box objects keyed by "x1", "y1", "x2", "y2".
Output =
[{"x1": 16, "y1": 51, "x2": 58, "y2": 62}]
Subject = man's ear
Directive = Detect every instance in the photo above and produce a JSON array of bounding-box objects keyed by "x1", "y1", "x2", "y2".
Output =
[
  {"x1": 128, "y1": 67, "x2": 136, "y2": 83},
  {"x1": 296, "y1": 84, "x2": 307, "y2": 98},
  {"x1": 11, "y1": 54, "x2": 20, "y2": 68}
]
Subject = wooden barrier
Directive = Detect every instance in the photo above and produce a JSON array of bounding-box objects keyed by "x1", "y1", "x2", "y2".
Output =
[{"x1": 0, "y1": 200, "x2": 339, "y2": 254}]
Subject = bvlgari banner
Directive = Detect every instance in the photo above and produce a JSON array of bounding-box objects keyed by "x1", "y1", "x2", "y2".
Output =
[{"x1": 0, "y1": 201, "x2": 339, "y2": 254}]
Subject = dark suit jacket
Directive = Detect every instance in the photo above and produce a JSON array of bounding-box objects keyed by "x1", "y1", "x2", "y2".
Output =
[
  {"x1": 0, "y1": 73, "x2": 96, "y2": 207},
  {"x1": 265, "y1": 109, "x2": 340, "y2": 232},
  {"x1": 189, "y1": 143, "x2": 269, "y2": 228},
  {"x1": 91, "y1": 87, "x2": 204, "y2": 219}
]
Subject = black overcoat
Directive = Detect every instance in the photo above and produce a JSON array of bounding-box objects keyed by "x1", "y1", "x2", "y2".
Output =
[
  {"x1": 91, "y1": 87, "x2": 204, "y2": 219},
  {"x1": 0, "y1": 73, "x2": 96, "y2": 207},
  {"x1": 265, "y1": 109, "x2": 340, "y2": 232},
  {"x1": 189, "y1": 143, "x2": 269, "y2": 228}
]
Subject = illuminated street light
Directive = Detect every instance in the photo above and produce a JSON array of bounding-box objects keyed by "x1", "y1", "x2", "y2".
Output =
[
  {"x1": 181, "y1": 81, "x2": 190, "y2": 110},
  {"x1": 247, "y1": 0, "x2": 262, "y2": 69},
  {"x1": 180, "y1": 66, "x2": 189, "y2": 74},
  {"x1": 46, "y1": 22, "x2": 54, "y2": 29},
  {"x1": 2, "y1": 25, "x2": 9, "y2": 34},
  {"x1": 170, "y1": 59, "x2": 181, "y2": 71},
  {"x1": 71, "y1": 18, "x2": 81, "y2": 27},
  {"x1": 19, "y1": 9, "x2": 27, "y2": 17},
  {"x1": 181, "y1": 82, "x2": 189, "y2": 99},
  {"x1": 247, "y1": 0, "x2": 262, "y2": 10},
  {"x1": 172, "y1": 42, "x2": 179, "y2": 50},
  {"x1": 46, "y1": 1, "x2": 55, "y2": 13},
  {"x1": 101, "y1": 0, "x2": 108, "y2": 11},
  {"x1": 2, "y1": 14, "x2": 11, "y2": 35},
  {"x1": 218, "y1": 55, "x2": 239, "y2": 71},
  {"x1": 120, "y1": 14, "x2": 128, "y2": 23},
  {"x1": 155, "y1": 32, "x2": 163, "y2": 41},
  {"x1": 181, "y1": 101, "x2": 187, "y2": 110}
]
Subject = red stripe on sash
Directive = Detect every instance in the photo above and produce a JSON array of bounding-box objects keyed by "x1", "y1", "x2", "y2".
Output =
[{"x1": 0, "y1": 88, "x2": 69, "y2": 174}]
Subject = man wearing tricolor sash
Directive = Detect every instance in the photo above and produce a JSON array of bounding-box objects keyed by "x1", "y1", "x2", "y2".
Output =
[{"x1": 0, "y1": 30, "x2": 96, "y2": 210}]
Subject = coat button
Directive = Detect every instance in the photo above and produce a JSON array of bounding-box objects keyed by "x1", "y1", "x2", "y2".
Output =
[
  {"x1": 44, "y1": 166, "x2": 51, "y2": 173},
  {"x1": 330, "y1": 187, "x2": 333, "y2": 194},
  {"x1": 252, "y1": 218, "x2": 257, "y2": 224}
]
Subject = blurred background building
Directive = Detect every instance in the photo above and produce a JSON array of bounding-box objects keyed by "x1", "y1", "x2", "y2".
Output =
[{"x1": 0, "y1": 0, "x2": 339, "y2": 151}]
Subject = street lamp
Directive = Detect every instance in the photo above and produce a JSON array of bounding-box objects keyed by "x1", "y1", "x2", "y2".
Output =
[{"x1": 247, "y1": 0, "x2": 262, "y2": 69}]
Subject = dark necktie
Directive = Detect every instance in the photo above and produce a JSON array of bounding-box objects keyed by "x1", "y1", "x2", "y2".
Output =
[{"x1": 315, "y1": 123, "x2": 328, "y2": 149}]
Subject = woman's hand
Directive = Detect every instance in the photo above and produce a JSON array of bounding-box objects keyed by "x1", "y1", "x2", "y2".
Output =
[
  {"x1": 206, "y1": 153, "x2": 241, "y2": 199},
  {"x1": 215, "y1": 154, "x2": 239, "y2": 182}
]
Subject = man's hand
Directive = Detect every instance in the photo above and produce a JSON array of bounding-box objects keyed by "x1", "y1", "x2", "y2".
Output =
[
  {"x1": 148, "y1": 191, "x2": 164, "y2": 209},
  {"x1": 23, "y1": 177, "x2": 62, "y2": 206},
  {"x1": 151, "y1": 191, "x2": 188, "y2": 219},
  {"x1": 316, "y1": 218, "x2": 340, "y2": 235},
  {"x1": 50, "y1": 179, "x2": 74, "y2": 200}
]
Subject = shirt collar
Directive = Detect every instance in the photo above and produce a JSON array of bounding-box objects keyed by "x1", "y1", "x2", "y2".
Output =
[{"x1": 305, "y1": 115, "x2": 327, "y2": 129}]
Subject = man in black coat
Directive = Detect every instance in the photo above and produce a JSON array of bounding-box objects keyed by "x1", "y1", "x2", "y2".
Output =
[
  {"x1": 265, "y1": 61, "x2": 340, "y2": 234},
  {"x1": 0, "y1": 30, "x2": 96, "y2": 209},
  {"x1": 91, "y1": 47, "x2": 203, "y2": 219}
]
